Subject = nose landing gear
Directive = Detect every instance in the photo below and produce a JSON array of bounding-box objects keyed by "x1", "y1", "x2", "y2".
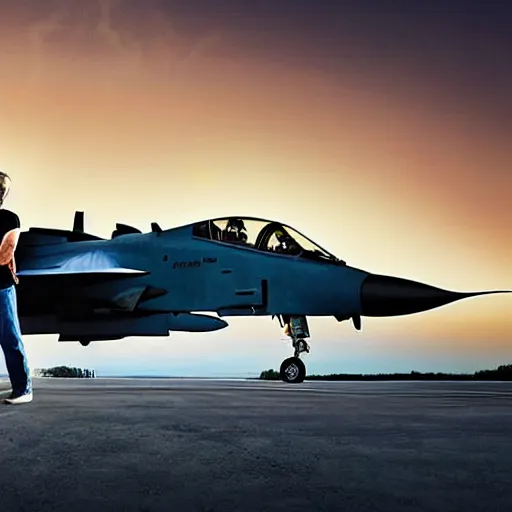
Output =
[{"x1": 278, "y1": 315, "x2": 310, "y2": 384}]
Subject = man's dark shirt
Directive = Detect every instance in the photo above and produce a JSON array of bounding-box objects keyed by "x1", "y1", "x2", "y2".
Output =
[{"x1": 0, "y1": 209, "x2": 20, "y2": 289}]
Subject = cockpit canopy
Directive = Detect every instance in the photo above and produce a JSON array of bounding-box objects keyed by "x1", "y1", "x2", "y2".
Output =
[{"x1": 192, "y1": 217, "x2": 345, "y2": 265}]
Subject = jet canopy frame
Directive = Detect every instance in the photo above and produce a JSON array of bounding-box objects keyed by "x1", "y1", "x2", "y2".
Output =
[{"x1": 192, "y1": 216, "x2": 345, "y2": 265}]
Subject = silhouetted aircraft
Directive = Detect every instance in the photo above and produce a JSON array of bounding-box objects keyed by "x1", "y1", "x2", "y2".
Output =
[{"x1": 14, "y1": 212, "x2": 509, "y2": 383}]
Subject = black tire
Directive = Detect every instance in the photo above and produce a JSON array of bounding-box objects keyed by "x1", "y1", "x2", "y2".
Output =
[{"x1": 280, "y1": 357, "x2": 306, "y2": 384}]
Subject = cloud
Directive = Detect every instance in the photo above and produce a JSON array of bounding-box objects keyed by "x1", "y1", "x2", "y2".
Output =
[{"x1": 0, "y1": 0, "x2": 223, "y2": 93}]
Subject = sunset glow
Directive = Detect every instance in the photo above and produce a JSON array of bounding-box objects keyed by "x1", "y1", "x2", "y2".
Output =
[{"x1": 1, "y1": 1, "x2": 510, "y2": 376}]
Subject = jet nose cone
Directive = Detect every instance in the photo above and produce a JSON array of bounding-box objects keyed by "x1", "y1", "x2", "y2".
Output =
[{"x1": 360, "y1": 273, "x2": 507, "y2": 317}]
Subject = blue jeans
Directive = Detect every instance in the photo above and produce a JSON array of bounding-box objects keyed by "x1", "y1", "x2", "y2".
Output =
[{"x1": 0, "y1": 285, "x2": 31, "y2": 396}]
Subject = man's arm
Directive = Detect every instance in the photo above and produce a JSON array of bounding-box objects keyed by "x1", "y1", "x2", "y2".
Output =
[{"x1": 0, "y1": 228, "x2": 20, "y2": 266}]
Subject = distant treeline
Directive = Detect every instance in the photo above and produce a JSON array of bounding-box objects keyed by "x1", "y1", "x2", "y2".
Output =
[
  {"x1": 36, "y1": 366, "x2": 96, "y2": 378},
  {"x1": 259, "y1": 364, "x2": 512, "y2": 381}
]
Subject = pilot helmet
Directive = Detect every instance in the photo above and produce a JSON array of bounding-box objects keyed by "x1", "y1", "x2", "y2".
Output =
[
  {"x1": 275, "y1": 228, "x2": 288, "y2": 241},
  {"x1": 227, "y1": 218, "x2": 246, "y2": 232},
  {"x1": 0, "y1": 171, "x2": 11, "y2": 206}
]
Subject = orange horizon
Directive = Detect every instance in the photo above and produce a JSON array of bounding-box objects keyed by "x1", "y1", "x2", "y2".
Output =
[{"x1": 0, "y1": 1, "x2": 509, "y2": 373}]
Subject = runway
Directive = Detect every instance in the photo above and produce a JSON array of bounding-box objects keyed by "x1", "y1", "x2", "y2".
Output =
[{"x1": 1, "y1": 378, "x2": 512, "y2": 512}]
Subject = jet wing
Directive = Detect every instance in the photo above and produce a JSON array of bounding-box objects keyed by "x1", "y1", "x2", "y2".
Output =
[
  {"x1": 16, "y1": 249, "x2": 149, "y2": 284},
  {"x1": 16, "y1": 266, "x2": 151, "y2": 318},
  {"x1": 17, "y1": 267, "x2": 147, "y2": 276},
  {"x1": 16, "y1": 248, "x2": 153, "y2": 319},
  {"x1": 16, "y1": 267, "x2": 149, "y2": 289}
]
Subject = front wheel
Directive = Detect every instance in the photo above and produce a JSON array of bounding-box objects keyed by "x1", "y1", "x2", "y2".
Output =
[{"x1": 280, "y1": 357, "x2": 306, "y2": 384}]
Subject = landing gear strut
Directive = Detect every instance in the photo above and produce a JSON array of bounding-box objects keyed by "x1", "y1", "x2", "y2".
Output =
[{"x1": 278, "y1": 315, "x2": 310, "y2": 384}]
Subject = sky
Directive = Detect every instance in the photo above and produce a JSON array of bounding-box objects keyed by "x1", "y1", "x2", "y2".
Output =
[{"x1": 0, "y1": 0, "x2": 510, "y2": 377}]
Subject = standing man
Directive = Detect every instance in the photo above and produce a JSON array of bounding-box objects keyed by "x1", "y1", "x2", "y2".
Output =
[{"x1": 0, "y1": 171, "x2": 32, "y2": 404}]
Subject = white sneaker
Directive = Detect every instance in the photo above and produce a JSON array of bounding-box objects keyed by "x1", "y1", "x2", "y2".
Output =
[{"x1": 3, "y1": 391, "x2": 33, "y2": 404}]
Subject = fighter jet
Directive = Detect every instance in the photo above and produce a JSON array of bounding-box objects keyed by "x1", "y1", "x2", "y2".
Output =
[{"x1": 14, "y1": 212, "x2": 509, "y2": 383}]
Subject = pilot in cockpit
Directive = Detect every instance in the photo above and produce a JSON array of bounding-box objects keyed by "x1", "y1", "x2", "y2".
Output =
[
  {"x1": 274, "y1": 227, "x2": 301, "y2": 255},
  {"x1": 223, "y1": 218, "x2": 248, "y2": 244}
]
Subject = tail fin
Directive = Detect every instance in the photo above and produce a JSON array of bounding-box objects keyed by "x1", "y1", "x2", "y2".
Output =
[{"x1": 73, "y1": 211, "x2": 84, "y2": 232}]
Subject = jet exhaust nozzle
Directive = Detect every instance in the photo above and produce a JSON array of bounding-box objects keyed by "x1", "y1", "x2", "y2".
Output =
[{"x1": 360, "y1": 273, "x2": 509, "y2": 317}]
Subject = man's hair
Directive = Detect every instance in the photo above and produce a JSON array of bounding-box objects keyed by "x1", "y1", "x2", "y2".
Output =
[{"x1": 0, "y1": 171, "x2": 11, "y2": 206}]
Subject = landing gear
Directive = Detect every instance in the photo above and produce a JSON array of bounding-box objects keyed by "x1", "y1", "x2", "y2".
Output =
[
  {"x1": 293, "y1": 338, "x2": 310, "y2": 358},
  {"x1": 79, "y1": 340, "x2": 90, "y2": 347},
  {"x1": 280, "y1": 357, "x2": 306, "y2": 384},
  {"x1": 278, "y1": 315, "x2": 310, "y2": 384}
]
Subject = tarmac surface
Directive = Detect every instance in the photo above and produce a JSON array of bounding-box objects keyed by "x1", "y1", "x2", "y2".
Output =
[{"x1": 1, "y1": 378, "x2": 512, "y2": 512}]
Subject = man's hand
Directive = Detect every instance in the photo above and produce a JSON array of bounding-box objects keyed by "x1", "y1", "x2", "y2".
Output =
[{"x1": 7, "y1": 259, "x2": 18, "y2": 285}]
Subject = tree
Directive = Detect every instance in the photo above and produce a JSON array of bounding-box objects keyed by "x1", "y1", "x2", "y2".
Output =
[
  {"x1": 259, "y1": 369, "x2": 279, "y2": 380},
  {"x1": 37, "y1": 366, "x2": 96, "y2": 378}
]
